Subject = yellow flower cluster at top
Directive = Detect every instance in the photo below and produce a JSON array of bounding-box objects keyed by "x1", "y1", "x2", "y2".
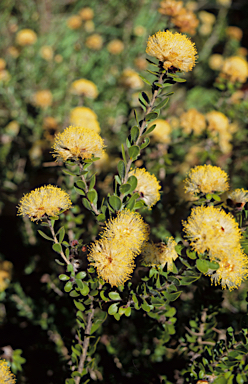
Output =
[
  {"x1": 0, "y1": 359, "x2": 16, "y2": 384},
  {"x1": 142, "y1": 237, "x2": 178, "y2": 271},
  {"x1": 183, "y1": 205, "x2": 248, "y2": 290},
  {"x1": 88, "y1": 210, "x2": 149, "y2": 286},
  {"x1": 184, "y1": 164, "x2": 229, "y2": 196},
  {"x1": 70, "y1": 107, "x2": 101, "y2": 133},
  {"x1": 146, "y1": 30, "x2": 197, "y2": 72},
  {"x1": 52, "y1": 126, "x2": 105, "y2": 162},
  {"x1": 128, "y1": 168, "x2": 161, "y2": 208},
  {"x1": 17, "y1": 185, "x2": 72, "y2": 222},
  {"x1": 70, "y1": 79, "x2": 98, "y2": 99},
  {"x1": 159, "y1": 0, "x2": 199, "y2": 35}
]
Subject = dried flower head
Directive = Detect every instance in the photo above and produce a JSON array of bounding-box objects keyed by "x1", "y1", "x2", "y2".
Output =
[
  {"x1": 183, "y1": 205, "x2": 241, "y2": 255},
  {"x1": 184, "y1": 164, "x2": 229, "y2": 195},
  {"x1": 180, "y1": 109, "x2": 206, "y2": 135},
  {"x1": 88, "y1": 238, "x2": 135, "y2": 287},
  {"x1": 85, "y1": 34, "x2": 103, "y2": 50},
  {"x1": 17, "y1": 185, "x2": 72, "y2": 222},
  {"x1": 70, "y1": 79, "x2": 98, "y2": 98},
  {"x1": 16, "y1": 29, "x2": 37, "y2": 46},
  {"x1": 67, "y1": 15, "x2": 82, "y2": 29},
  {"x1": 0, "y1": 359, "x2": 16, "y2": 383},
  {"x1": 33, "y1": 90, "x2": 53, "y2": 108},
  {"x1": 128, "y1": 168, "x2": 161, "y2": 208},
  {"x1": 146, "y1": 30, "x2": 197, "y2": 71},
  {"x1": 142, "y1": 237, "x2": 178, "y2": 270},
  {"x1": 148, "y1": 119, "x2": 172, "y2": 144},
  {"x1": 220, "y1": 56, "x2": 248, "y2": 83},
  {"x1": 52, "y1": 125, "x2": 104, "y2": 162},
  {"x1": 107, "y1": 39, "x2": 124, "y2": 55}
]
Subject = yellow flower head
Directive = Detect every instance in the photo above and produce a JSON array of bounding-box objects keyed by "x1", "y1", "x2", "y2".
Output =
[
  {"x1": 0, "y1": 359, "x2": 16, "y2": 384},
  {"x1": 208, "y1": 250, "x2": 248, "y2": 291},
  {"x1": 0, "y1": 58, "x2": 6, "y2": 71},
  {"x1": 33, "y1": 90, "x2": 53, "y2": 108},
  {"x1": 198, "y1": 11, "x2": 216, "y2": 25},
  {"x1": 88, "y1": 238, "x2": 135, "y2": 287},
  {"x1": 159, "y1": 0, "x2": 184, "y2": 17},
  {"x1": 69, "y1": 107, "x2": 100, "y2": 133},
  {"x1": 102, "y1": 210, "x2": 149, "y2": 255},
  {"x1": 226, "y1": 26, "x2": 243, "y2": 41},
  {"x1": 180, "y1": 109, "x2": 206, "y2": 135},
  {"x1": 85, "y1": 34, "x2": 103, "y2": 50},
  {"x1": 226, "y1": 188, "x2": 248, "y2": 210},
  {"x1": 17, "y1": 185, "x2": 72, "y2": 222},
  {"x1": 183, "y1": 205, "x2": 241, "y2": 255},
  {"x1": 7, "y1": 46, "x2": 19, "y2": 58},
  {"x1": 70, "y1": 79, "x2": 98, "y2": 98},
  {"x1": 128, "y1": 168, "x2": 161, "y2": 208},
  {"x1": 0, "y1": 261, "x2": 13, "y2": 292},
  {"x1": 146, "y1": 30, "x2": 197, "y2": 71},
  {"x1": 149, "y1": 119, "x2": 171, "y2": 144},
  {"x1": 220, "y1": 56, "x2": 248, "y2": 83},
  {"x1": 40, "y1": 45, "x2": 53, "y2": 61},
  {"x1": 142, "y1": 237, "x2": 178, "y2": 270},
  {"x1": 52, "y1": 126, "x2": 104, "y2": 162},
  {"x1": 79, "y1": 7, "x2": 94, "y2": 20},
  {"x1": 184, "y1": 164, "x2": 229, "y2": 196},
  {"x1": 16, "y1": 29, "x2": 37, "y2": 46},
  {"x1": 67, "y1": 15, "x2": 82, "y2": 30},
  {"x1": 120, "y1": 68, "x2": 143, "y2": 90},
  {"x1": 206, "y1": 111, "x2": 229, "y2": 134},
  {"x1": 172, "y1": 10, "x2": 199, "y2": 36},
  {"x1": 107, "y1": 39, "x2": 124, "y2": 55},
  {"x1": 208, "y1": 54, "x2": 224, "y2": 70}
]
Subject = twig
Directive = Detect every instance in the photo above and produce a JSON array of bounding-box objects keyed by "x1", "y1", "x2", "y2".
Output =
[{"x1": 47, "y1": 218, "x2": 70, "y2": 265}]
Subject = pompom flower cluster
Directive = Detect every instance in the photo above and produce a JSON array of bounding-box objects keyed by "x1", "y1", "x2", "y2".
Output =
[
  {"x1": 128, "y1": 168, "x2": 161, "y2": 208},
  {"x1": 0, "y1": 359, "x2": 16, "y2": 383},
  {"x1": 142, "y1": 237, "x2": 178, "y2": 271},
  {"x1": 88, "y1": 210, "x2": 150, "y2": 286}
]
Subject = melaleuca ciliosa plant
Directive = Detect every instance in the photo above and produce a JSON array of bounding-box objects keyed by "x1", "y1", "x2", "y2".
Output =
[{"x1": 17, "y1": 30, "x2": 248, "y2": 384}]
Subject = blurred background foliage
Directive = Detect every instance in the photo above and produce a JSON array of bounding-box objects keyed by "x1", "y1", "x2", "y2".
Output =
[{"x1": 1, "y1": 0, "x2": 248, "y2": 383}]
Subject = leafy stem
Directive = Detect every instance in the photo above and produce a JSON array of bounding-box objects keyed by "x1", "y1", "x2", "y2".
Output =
[{"x1": 47, "y1": 218, "x2": 70, "y2": 265}]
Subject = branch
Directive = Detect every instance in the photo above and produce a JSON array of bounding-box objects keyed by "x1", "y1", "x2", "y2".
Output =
[
  {"x1": 47, "y1": 218, "x2": 70, "y2": 265},
  {"x1": 79, "y1": 163, "x2": 100, "y2": 215}
]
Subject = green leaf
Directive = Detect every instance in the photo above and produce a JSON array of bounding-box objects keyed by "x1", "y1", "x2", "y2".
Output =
[
  {"x1": 134, "y1": 200, "x2": 145, "y2": 209},
  {"x1": 109, "y1": 292, "x2": 121, "y2": 300},
  {"x1": 82, "y1": 198, "x2": 92, "y2": 211},
  {"x1": 119, "y1": 183, "x2": 131, "y2": 195},
  {"x1": 89, "y1": 174, "x2": 96, "y2": 190},
  {"x1": 70, "y1": 290, "x2": 80, "y2": 297},
  {"x1": 212, "y1": 377, "x2": 227, "y2": 384},
  {"x1": 52, "y1": 243, "x2": 62, "y2": 254},
  {"x1": 115, "y1": 175, "x2": 121, "y2": 185},
  {"x1": 139, "y1": 74, "x2": 152, "y2": 85},
  {"x1": 142, "y1": 91, "x2": 150, "y2": 104},
  {"x1": 38, "y1": 230, "x2": 53, "y2": 242},
  {"x1": 140, "y1": 137, "x2": 150, "y2": 149},
  {"x1": 75, "y1": 271, "x2": 86, "y2": 279},
  {"x1": 125, "y1": 192, "x2": 139, "y2": 210},
  {"x1": 212, "y1": 194, "x2": 221, "y2": 201},
  {"x1": 80, "y1": 282, "x2": 90, "y2": 296},
  {"x1": 156, "y1": 98, "x2": 169, "y2": 109},
  {"x1": 87, "y1": 190, "x2": 97, "y2": 204},
  {"x1": 145, "y1": 124, "x2": 156, "y2": 135},
  {"x1": 128, "y1": 145, "x2": 140, "y2": 160},
  {"x1": 96, "y1": 214, "x2": 105, "y2": 222},
  {"x1": 64, "y1": 281, "x2": 73, "y2": 292},
  {"x1": 131, "y1": 126, "x2": 140, "y2": 143},
  {"x1": 141, "y1": 301, "x2": 154, "y2": 312},
  {"x1": 58, "y1": 227, "x2": 65, "y2": 243},
  {"x1": 208, "y1": 261, "x2": 219, "y2": 270},
  {"x1": 196, "y1": 259, "x2": 209, "y2": 274},
  {"x1": 74, "y1": 186, "x2": 85, "y2": 196},
  {"x1": 109, "y1": 195, "x2": 122, "y2": 211},
  {"x1": 163, "y1": 291, "x2": 182, "y2": 302},
  {"x1": 74, "y1": 300, "x2": 86, "y2": 312},
  {"x1": 76, "y1": 180, "x2": 86, "y2": 189},
  {"x1": 63, "y1": 169, "x2": 77, "y2": 176},
  {"x1": 67, "y1": 264, "x2": 74, "y2": 272},
  {"x1": 108, "y1": 303, "x2": 118, "y2": 315},
  {"x1": 100, "y1": 290, "x2": 110, "y2": 302},
  {"x1": 146, "y1": 58, "x2": 157, "y2": 66},
  {"x1": 145, "y1": 112, "x2": 158, "y2": 121},
  {"x1": 171, "y1": 77, "x2": 186, "y2": 83},
  {"x1": 127, "y1": 175, "x2": 138, "y2": 192},
  {"x1": 125, "y1": 307, "x2": 131, "y2": 317},
  {"x1": 180, "y1": 275, "x2": 201, "y2": 285},
  {"x1": 117, "y1": 161, "x2": 126, "y2": 180},
  {"x1": 90, "y1": 313, "x2": 107, "y2": 335},
  {"x1": 59, "y1": 274, "x2": 69, "y2": 281},
  {"x1": 186, "y1": 249, "x2": 196, "y2": 259}
]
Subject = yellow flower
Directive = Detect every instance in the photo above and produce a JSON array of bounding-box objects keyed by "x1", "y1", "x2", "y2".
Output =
[
  {"x1": 52, "y1": 126, "x2": 104, "y2": 162},
  {"x1": 70, "y1": 79, "x2": 98, "y2": 98},
  {"x1": 107, "y1": 39, "x2": 124, "y2": 55},
  {"x1": 0, "y1": 70, "x2": 11, "y2": 82},
  {"x1": 208, "y1": 250, "x2": 248, "y2": 291},
  {"x1": 184, "y1": 164, "x2": 229, "y2": 195},
  {"x1": 5, "y1": 121, "x2": 20, "y2": 136},
  {"x1": 206, "y1": 111, "x2": 229, "y2": 133},
  {"x1": 0, "y1": 58, "x2": 6, "y2": 71},
  {"x1": 146, "y1": 30, "x2": 197, "y2": 71},
  {"x1": 33, "y1": 90, "x2": 53, "y2": 108},
  {"x1": 54, "y1": 54, "x2": 63, "y2": 63},
  {"x1": 199, "y1": 23, "x2": 213, "y2": 36},
  {"x1": 142, "y1": 237, "x2": 178, "y2": 270},
  {"x1": 226, "y1": 26, "x2": 243, "y2": 41},
  {"x1": 85, "y1": 34, "x2": 103, "y2": 50},
  {"x1": 149, "y1": 119, "x2": 171, "y2": 144},
  {"x1": 120, "y1": 68, "x2": 143, "y2": 90},
  {"x1": 183, "y1": 205, "x2": 241, "y2": 255},
  {"x1": 159, "y1": 0, "x2": 184, "y2": 17},
  {"x1": 208, "y1": 54, "x2": 224, "y2": 70},
  {"x1": 134, "y1": 57, "x2": 147, "y2": 70},
  {"x1": 84, "y1": 21, "x2": 95, "y2": 33},
  {"x1": 226, "y1": 189, "x2": 248, "y2": 210},
  {"x1": 79, "y1": 7, "x2": 94, "y2": 20},
  {"x1": 88, "y1": 238, "x2": 135, "y2": 287},
  {"x1": 0, "y1": 261, "x2": 13, "y2": 292},
  {"x1": 128, "y1": 168, "x2": 161, "y2": 208},
  {"x1": 172, "y1": 10, "x2": 199, "y2": 35},
  {"x1": 180, "y1": 109, "x2": 206, "y2": 135},
  {"x1": 7, "y1": 46, "x2": 19, "y2": 58},
  {"x1": 133, "y1": 25, "x2": 146, "y2": 36},
  {"x1": 16, "y1": 29, "x2": 37, "y2": 46},
  {"x1": 17, "y1": 185, "x2": 72, "y2": 222},
  {"x1": 102, "y1": 210, "x2": 149, "y2": 255},
  {"x1": 0, "y1": 359, "x2": 16, "y2": 384},
  {"x1": 220, "y1": 56, "x2": 248, "y2": 83},
  {"x1": 198, "y1": 11, "x2": 216, "y2": 25},
  {"x1": 67, "y1": 15, "x2": 82, "y2": 30},
  {"x1": 237, "y1": 47, "x2": 248, "y2": 57},
  {"x1": 40, "y1": 45, "x2": 53, "y2": 61},
  {"x1": 217, "y1": 0, "x2": 231, "y2": 6},
  {"x1": 69, "y1": 106, "x2": 100, "y2": 133}
]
